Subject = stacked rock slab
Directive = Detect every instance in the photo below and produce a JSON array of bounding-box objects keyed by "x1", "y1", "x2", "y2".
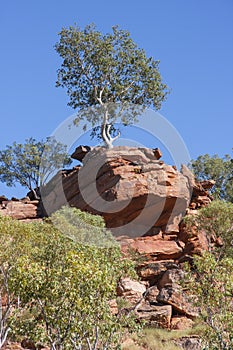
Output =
[
  {"x1": 41, "y1": 146, "x2": 194, "y2": 237},
  {"x1": 0, "y1": 197, "x2": 42, "y2": 222}
]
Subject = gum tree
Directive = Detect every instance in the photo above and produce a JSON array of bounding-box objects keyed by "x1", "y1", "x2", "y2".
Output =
[
  {"x1": 55, "y1": 24, "x2": 169, "y2": 148},
  {"x1": 0, "y1": 137, "x2": 71, "y2": 199},
  {"x1": 190, "y1": 152, "x2": 233, "y2": 202}
]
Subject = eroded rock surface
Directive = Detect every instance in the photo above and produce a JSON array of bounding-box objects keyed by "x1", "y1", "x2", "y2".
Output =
[
  {"x1": 0, "y1": 198, "x2": 42, "y2": 221},
  {"x1": 42, "y1": 146, "x2": 195, "y2": 237}
]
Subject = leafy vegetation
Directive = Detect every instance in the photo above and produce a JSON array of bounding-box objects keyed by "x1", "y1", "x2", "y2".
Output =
[
  {"x1": 50, "y1": 206, "x2": 117, "y2": 248},
  {"x1": 190, "y1": 152, "x2": 233, "y2": 202},
  {"x1": 184, "y1": 201, "x2": 233, "y2": 350},
  {"x1": 55, "y1": 24, "x2": 169, "y2": 148},
  {"x1": 0, "y1": 137, "x2": 71, "y2": 199},
  {"x1": 0, "y1": 209, "x2": 138, "y2": 349}
]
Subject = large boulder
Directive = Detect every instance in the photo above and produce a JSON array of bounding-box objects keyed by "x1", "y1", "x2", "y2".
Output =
[
  {"x1": 42, "y1": 146, "x2": 193, "y2": 237},
  {"x1": 156, "y1": 269, "x2": 199, "y2": 318},
  {"x1": 136, "y1": 303, "x2": 172, "y2": 328}
]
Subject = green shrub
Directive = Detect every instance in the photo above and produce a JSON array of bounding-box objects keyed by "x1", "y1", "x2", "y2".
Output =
[
  {"x1": 183, "y1": 200, "x2": 233, "y2": 349},
  {"x1": 0, "y1": 208, "x2": 138, "y2": 349}
]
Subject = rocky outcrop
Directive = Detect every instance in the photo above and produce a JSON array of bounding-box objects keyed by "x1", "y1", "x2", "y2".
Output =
[
  {"x1": 0, "y1": 197, "x2": 42, "y2": 221},
  {"x1": 115, "y1": 265, "x2": 198, "y2": 329},
  {"x1": 0, "y1": 146, "x2": 215, "y2": 336},
  {"x1": 42, "y1": 146, "x2": 196, "y2": 237}
]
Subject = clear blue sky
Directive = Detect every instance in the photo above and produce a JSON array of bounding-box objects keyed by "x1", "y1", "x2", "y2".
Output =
[{"x1": 0, "y1": 0, "x2": 233, "y2": 198}]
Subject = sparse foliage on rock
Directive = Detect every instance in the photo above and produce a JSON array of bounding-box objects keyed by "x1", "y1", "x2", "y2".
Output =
[{"x1": 55, "y1": 24, "x2": 169, "y2": 148}]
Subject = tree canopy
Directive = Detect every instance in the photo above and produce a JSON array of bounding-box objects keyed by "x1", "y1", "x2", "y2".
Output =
[
  {"x1": 190, "y1": 152, "x2": 233, "y2": 202},
  {"x1": 55, "y1": 24, "x2": 169, "y2": 147},
  {"x1": 0, "y1": 137, "x2": 71, "y2": 199}
]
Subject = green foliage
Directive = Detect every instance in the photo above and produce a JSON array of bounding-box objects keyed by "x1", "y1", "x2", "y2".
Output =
[
  {"x1": 55, "y1": 24, "x2": 169, "y2": 147},
  {"x1": 184, "y1": 254, "x2": 233, "y2": 350},
  {"x1": 184, "y1": 200, "x2": 233, "y2": 258},
  {"x1": 0, "y1": 137, "x2": 71, "y2": 197},
  {"x1": 49, "y1": 206, "x2": 117, "y2": 247},
  {"x1": 190, "y1": 152, "x2": 233, "y2": 202},
  {"x1": 184, "y1": 201, "x2": 233, "y2": 349},
  {"x1": 0, "y1": 208, "x2": 138, "y2": 349},
  {"x1": 0, "y1": 216, "x2": 37, "y2": 349}
]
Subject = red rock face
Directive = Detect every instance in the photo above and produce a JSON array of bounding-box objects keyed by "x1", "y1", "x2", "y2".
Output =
[
  {"x1": 41, "y1": 146, "x2": 195, "y2": 237},
  {"x1": 121, "y1": 236, "x2": 183, "y2": 261}
]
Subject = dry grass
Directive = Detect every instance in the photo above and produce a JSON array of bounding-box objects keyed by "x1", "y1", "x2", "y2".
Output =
[{"x1": 122, "y1": 324, "x2": 204, "y2": 350}]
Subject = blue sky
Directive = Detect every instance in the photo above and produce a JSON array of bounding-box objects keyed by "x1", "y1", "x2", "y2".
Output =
[{"x1": 0, "y1": 0, "x2": 233, "y2": 198}]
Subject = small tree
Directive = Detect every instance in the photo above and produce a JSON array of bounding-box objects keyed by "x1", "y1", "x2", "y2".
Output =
[
  {"x1": 190, "y1": 152, "x2": 233, "y2": 202},
  {"x1": 0, "y1": 137, "x2": 71, "y2": 199},
  {"x1": 55, "y1": 24, "x2": 169, "y2": 148}
]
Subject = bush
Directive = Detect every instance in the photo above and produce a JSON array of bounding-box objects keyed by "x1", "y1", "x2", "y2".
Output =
[
  {"x1": 0, "y1": 208, "x2": 138, "y2": 349},
  {"x1": 184, "y1": 200, "x2": 233, "y2": 349}
]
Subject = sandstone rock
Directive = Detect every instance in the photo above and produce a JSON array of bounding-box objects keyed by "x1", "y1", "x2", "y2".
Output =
[
  {"x1": 158, "y1": 268, "x2": 184, "y2": 289},
  {"x1": 157, "y1": 287, "x2": 198, "y2": 318},
  {"x1": 71, "y1": 145, "x2": 92, "y2": 162},
  {"x1": 156, "y1": 269, "x2": 198, "y2": 318},
  {"x1": 171, "y1": 316, "x2": 194, "y2": 330},
  {"x1": 131, "y1": 237, "x2": 183, "y2": 260},
  {"x1": 189, "y1": 177, "x2": 213, "y2": 210},
  {"x1": 145, "y1": 286, "x2": 160, "y2": 303},
  {"x1": 117, "y1": 277, "x2": 147, "y2": 296},
  {"x1": 0, "y1": 200, "x2": 42, "y2": 221},
  {"x1": 115, "y1": 278, "x2": 176, "y2": 327},
  {"x1": 200, "y1": 179, "x2": 215, "y2": 190},
  {"x1": 153, "y1": 147, "x2": 162, "y2": 160},
  {"x1": 137, "y1": 260, "x2": 176, "y2": 283},
  {"x1": 2, "y1": 342, "x2": 24, "y2": 349},
  {"x1": 42, "y1": 146, "x2": 193, "y2": 237},
  {"x1": 136, "y1": 303, "x2": 172, "y2": 328},
  {"x1": 116, "y1": 278, "x2": 146, "y2": 306},
  {"x1": 120, "y1": 339, "x2": 136, "y2": 349},
  {"x1": 178, "y1": 221, "x2": 209, "y2": 255},
  {"x1": 181, "y1": 164, "x2": 196, "y2": 190}
]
